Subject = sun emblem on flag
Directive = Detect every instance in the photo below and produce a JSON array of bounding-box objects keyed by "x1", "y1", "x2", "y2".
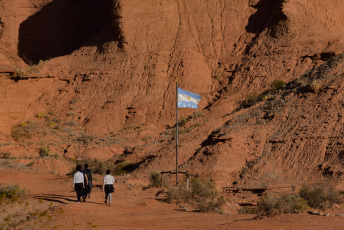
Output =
[{"x1": 187, "y1": 96, "x2": 191, "y2": 100}]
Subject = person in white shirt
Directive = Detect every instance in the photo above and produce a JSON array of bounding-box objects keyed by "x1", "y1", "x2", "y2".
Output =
[
  {"x1": 103, "y1": 169, "x2": 115, "y2": 206},
  {"x1": 73, "y1": 165, "x2": 85, "y2": 203}
]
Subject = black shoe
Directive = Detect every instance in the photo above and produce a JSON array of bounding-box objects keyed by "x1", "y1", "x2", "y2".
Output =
[{"x1": 83, "y1": 197, "x2": 86, "y2": 202}]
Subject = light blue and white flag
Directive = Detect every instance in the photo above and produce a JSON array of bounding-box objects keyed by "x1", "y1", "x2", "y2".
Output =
[{"x1": 177, "y1": 88, "x2": 201, "y2": 109}]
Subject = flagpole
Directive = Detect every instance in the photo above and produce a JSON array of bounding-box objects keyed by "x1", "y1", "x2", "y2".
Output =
[{"x1": 176, "y1": 80, "x2": 179, "y2": 185}]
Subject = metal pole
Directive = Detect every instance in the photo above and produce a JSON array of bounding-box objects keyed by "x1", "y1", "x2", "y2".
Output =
[{"x1": 176, "y1": 80, "x2": 179, "y2": 185}]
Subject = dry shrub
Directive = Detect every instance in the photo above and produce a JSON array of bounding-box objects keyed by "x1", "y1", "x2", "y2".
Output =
[
  {"x1": 113, "y1": 161, "x2": 135, "y2": 175},
  {"x1": 149, "y1": 171, "x2": 161, "y2": 187},
  {"x1": 178, "y1": 117, "x2": 187, "y2": 127},
  {"x1": 256, "y1": 192, "x2": 308, "y2": 216},
  {"x1": 271, "y1": 79, "x2": 286, "y2": 91},
  {"x1": 239, "y1": 92, "x2": 259, "y2": 108},
  {"x1": 309, "y1": 80, "x2": 320, "y2": 93},
  {"x1": 82, "y1": 159, "x2": 134, "y2": 176},
  {"x1": 238, "y1": 206, "x2": 258, "y2": 214},
  {"x1": 189, "y1": 111, "x2": 205, "y2": 120},
  {"x1": 299, "y1": 184, "x2": 340, "y2": 209},
  {"x1": 149, "y1": 171, "x2": 170, "y2": 188},
  {"x1": 0, "y1": 153, "x2": 11, "y2": 159},
  {"x1": 166, "y1": 178, "x2": 225, "y2": 212},
  {"x1": 39, "y1": 146, "x2": 50, "y2": 157},
  {"x1": 77, "y1": 133, "x2": 94, "y2": 145},
  {"x1": 89, "y1": 159, "x2": 114, "y2": 175},
  {"x1": 0, "y1": 185, "x2": 26, "y2": 203}
]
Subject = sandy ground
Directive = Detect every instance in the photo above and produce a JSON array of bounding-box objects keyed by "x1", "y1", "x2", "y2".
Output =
[{"x1": 2, "y1": 169, "x2": 344, "y2": 230}]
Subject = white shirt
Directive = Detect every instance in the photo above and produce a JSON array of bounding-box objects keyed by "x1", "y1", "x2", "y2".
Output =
[
  {"x1": 104, "y1": 175, "x2": 115, "y2": 185},
  {"x1": 74, "y1": 171, "x2": 84, "y2": 184}
]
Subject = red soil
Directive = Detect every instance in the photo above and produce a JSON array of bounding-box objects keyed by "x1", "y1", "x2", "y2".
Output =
[
  {"x1": 2, "y1": 168, "x2": 344, "y2": 230},
  {"x1": 0, "y1": 1, "x2": 344, "y2": 227}
]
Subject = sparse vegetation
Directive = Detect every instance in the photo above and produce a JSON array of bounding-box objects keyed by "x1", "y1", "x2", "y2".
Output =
[
  {"x1": 213, "y1": 71, "x2": 222, "y2": 80},
  {"x1": 166, "y1": 177, "x2": 225, "y2": 212},
  {"x1": 70, "y1": 99, "x2": 78, "y2": 104},
  {"x1": 79, "y1": 158, "x2": 115, "y2": 175},
  {"x1": 299, "y1": 184, "x2": 341, "y2": 209},
  {"x1": 238, "y1": 206, "x2": 258, "y2": 214},
  {"x1": 113, "y1": 161, "x2": 135, "y2": 175},
  {"x1": 149, "y1": 171, "x2": 170, "y2": 187},
  {"x1": 64, "y1": 121, "x2": 76, "y2": 126},
  {"x1": 308, "y1": 80, "x2": 320, "y2": 93},
  {"x1": 256, "y1": 192, "x2": 308, "y2": 216},
  {"x1": 189, "y1": 111, "x2": 205, "y2": 119},
  {"x1": 11, "y1": 122, "x2": 33, "y2": 141},
  {"x1": 36, "y1": 113, "x2": 45, "y2": 118},
  {"x1": 39, "y1": 146, "x2": 50, "y2": 157},
  {"x1": 48, "y1": 121, "x2": 57, "y2": 127},
  {"x1": 77, "y1": 133, "x2": 94, "y2": 145},
  {"x1": 0, "y1": 152, "x2": 11, "y2": 159},
  {"x1": 149, "y1": 171, "x2": 161, "y2": 187},
  {"x1": 239, "y1": 92, "x2": 260, "y2": 109},
  {"x1": 271, "y1": 79, "x2": 286, "y2": 92},
  {"x1": 0, "y1": 185, "x2": 26, "y2": 203},
  {"x1": 14, "y1": 68, "x2": 27, "y2": 79},
  {"x1": 178, "y1": 117, "x2": 187, "y2": 127}
]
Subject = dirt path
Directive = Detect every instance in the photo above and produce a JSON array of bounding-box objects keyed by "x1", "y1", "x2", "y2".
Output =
[{"x1": 2, "y1": 169, "x2": 344, "y2": 230}]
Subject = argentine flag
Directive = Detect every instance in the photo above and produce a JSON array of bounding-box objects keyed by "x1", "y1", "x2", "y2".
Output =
[{"x1": 178, "y1": 88, "x2": 201, "y2": 109}]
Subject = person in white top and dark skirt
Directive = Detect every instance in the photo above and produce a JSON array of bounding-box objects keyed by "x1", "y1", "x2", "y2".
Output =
[
  {"x1": 103, "y1": 169, "x2": 115, "y2": 206},
  {"x1": 73, "y1": 165, "x2": 85, "y2": 203}
]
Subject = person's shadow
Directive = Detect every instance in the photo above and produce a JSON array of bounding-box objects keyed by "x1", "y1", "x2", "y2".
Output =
[{"x1": 32, "y1": 193, "x2": 105, "y2": 205}]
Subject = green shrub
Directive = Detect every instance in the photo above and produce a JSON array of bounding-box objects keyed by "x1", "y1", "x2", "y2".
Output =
[
  {"x1": 0, "y1": 185, "x2": 26, "y2": 203},
  {"x1": 166, "y1": 177, "x2": 225, "y2": 212},
  {"x1": 299, "y1": 184, "x2": 340, "y2": 209}
]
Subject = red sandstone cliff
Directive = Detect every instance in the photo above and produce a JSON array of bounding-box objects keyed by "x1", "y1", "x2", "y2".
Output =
[{"x1": 0, "y1": 0, "x2": 344, "y2": 187}]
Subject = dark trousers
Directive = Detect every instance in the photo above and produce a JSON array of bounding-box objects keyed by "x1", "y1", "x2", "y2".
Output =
[
  {"x1": 105, "y1": 192, "x2": 112, "y2": 204},
  {"x1": 83, "y1": 181, "x2": 92, "y2": 198},
  {"x1": 75, "y1": 183, "x2": 83, "y2": 201}
]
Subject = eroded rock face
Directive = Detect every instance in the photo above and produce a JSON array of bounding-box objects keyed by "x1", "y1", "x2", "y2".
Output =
[{"x1": 0, "y1": 0, "x2": 344, "y2": 187}]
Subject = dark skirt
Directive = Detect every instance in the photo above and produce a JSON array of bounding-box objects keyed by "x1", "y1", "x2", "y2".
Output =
[{"x1": 104, "y1": 184, "x2": 114, "y2": 193}]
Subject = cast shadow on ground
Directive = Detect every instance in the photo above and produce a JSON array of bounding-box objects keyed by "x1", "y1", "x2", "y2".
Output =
[{"x1": 32, "y1": 193, "x2": 105, "y2": 205}]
